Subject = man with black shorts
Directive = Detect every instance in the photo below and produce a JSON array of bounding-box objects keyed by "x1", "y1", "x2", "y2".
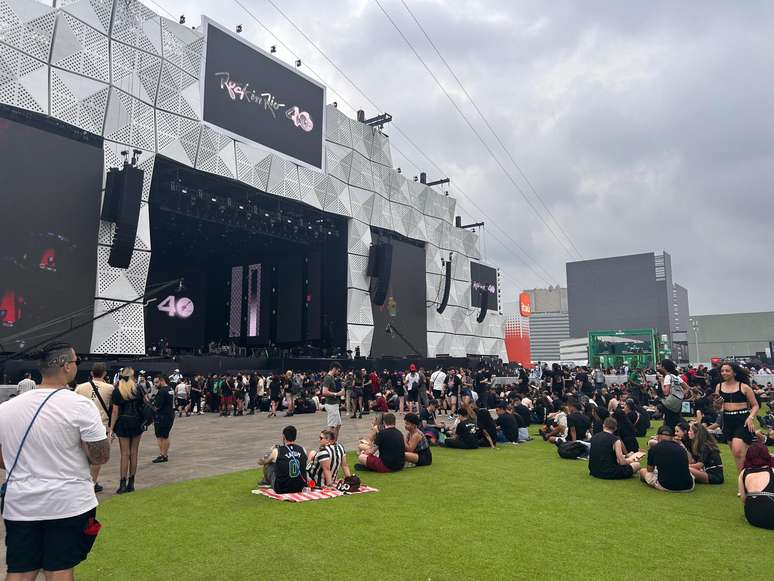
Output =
[
  {"x1": 0, "y1": 342, "x2": 110, "y2": 578},
  {"x1": 152, "y1": 375, "x2": 174, "y2": 463},
  {"x1": 405, "y1": 364, "x2": 421, "y2": 414}
]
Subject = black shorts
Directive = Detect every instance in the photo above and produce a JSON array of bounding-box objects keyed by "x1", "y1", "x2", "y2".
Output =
[
  {"x1": 722, "y1": 410, "x2": 755, "y2": 444},
  {"x1": 5, "y1": 508, "x2": 100, "y2": 573},
  {"x1": 416, "y1": 448, "x2": 433, "y2": 466},
  {"x1": 406, "y1": 390, "x2": 418, "y2": 402},
  {"x1": 154, "y1": 416, "x2": 174, "y2": 438},
  {"x1": 593, "y1": 464, "x2": 634, "y2": 480},
  {"x1": 395, "y1": 386, "x2": 405, "y2": 396},
  {"x1": 176, "y1": 398, "x2": 188, "y2": 408}
]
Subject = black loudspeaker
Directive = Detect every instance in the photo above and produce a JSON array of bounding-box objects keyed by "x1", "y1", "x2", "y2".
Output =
[
  {"x1": 107, "y1": 165, "x2": 144, "y2": 269},
  {"x1": 437, "y1": 258, "x2": 452, "y2": 314},
  {"x1": 101, "y1": 167, "x2": 123, "y2": 222},
  {"x1": 369, "y1": 243, "x2": 393, "y2": 306},
  {"x1": 366, "y1": 244, "x2": 379, "y2": 277},
  {"x1": 476, "y1": 288, "x2": 489, "y2": 323}
]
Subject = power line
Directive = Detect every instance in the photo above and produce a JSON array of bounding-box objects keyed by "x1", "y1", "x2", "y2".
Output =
[
  {"x1": 143, "y1": 0, "x2": 176, "y2": 20},
  {"x1": 226, "y1": 0, "x2": 555, "y2": 288},
  {"x1": 251, "y1": 0, "x2": 560, "y2": 285},
  {"x1": 372, "y1": 0, "x2": 578, "y2": 260},
  {"x1": 398, "y1": 0, "x2": 583, "y2": 259}
]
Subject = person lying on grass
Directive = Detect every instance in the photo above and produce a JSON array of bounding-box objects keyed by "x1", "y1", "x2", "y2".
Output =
[{"x1": 404, "y1": 413, "x2": 432, "y2": 466}]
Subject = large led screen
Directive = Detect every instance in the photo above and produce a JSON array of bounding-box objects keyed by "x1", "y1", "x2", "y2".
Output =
[
  {"x1": 201, "y1": 19, "x2": 326, "y2": 170},
  {"x1": 144, "y1": 263, "x2": 207, "y2": 349},
  {"x1": 0, "y1": 116, "x2": 102, "y2": 352},
  {"x1": 470, "y1": 262, "x2": 499, "y2": 311},
  {"x1": 370, "y1": 231, "x2": 428, "y2": 358}
]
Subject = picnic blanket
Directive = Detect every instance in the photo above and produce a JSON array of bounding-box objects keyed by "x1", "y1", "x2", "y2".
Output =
[{"x1": 252, "y1": 486, "x2": 379, "y2": 503}]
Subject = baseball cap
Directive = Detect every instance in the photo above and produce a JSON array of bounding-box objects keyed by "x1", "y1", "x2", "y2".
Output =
[{"x1": 409, "y1": 364, "x2": 417, "y2": 372}]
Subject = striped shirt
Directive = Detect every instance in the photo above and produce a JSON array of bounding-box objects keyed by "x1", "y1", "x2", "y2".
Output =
[
  {"x1": 16, "y1": 378, "x2": 36, "y2": 394},
  {"x1": 307, "y1": 443, "x2": 346, "y2": 486}
]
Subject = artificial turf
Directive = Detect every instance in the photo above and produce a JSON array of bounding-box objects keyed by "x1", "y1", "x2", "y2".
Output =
[{"x1": 79, "y1": 427, "x2": 774, "y2": 581}]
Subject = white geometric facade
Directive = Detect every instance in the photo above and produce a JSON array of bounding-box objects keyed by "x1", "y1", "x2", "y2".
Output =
[{"x1": 0, "y1": 0, "x2": 506, "y2": 359}]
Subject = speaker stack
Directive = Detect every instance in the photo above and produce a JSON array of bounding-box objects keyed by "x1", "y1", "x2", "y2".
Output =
[
  {"x1": 367, "y1": 243, "x2": 393, "y2": 306},
  {"x1": 101, "y1": 163, "x2": 144, "y2": 269}
]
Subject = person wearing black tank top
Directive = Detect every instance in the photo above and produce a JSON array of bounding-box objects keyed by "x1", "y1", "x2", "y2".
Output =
[
  {"x1": 715, "y1": 362, "x2": 759, "y2": 474},
  {"x1": 258, "y1": 425, "x2": 308, "y2": 493},
  {"x1": 738, "y1": 443, "x2": 774, "y2": 530}
]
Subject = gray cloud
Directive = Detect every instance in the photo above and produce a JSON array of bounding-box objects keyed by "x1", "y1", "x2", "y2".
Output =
[{"x1": 156, "y1": 0, "x2": 774, "y2": 314}]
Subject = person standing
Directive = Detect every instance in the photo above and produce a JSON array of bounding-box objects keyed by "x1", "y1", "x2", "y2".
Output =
[
  {"x1": 284, "y1": 370, "x2": 296, "y2": 417},
  {"x1": 247, "y1": 373, "x2": 258, "y2": 415},
  {"x1": 0, "y1": 342, "x2": 109, "y2": 578},
  {"x1": 175, "y1": 377, "x2": 190, "y2": 418},
  {"x1": 74, "y1": 362, "x2": 114, "y2": 493},
  {"x1": 404, "y1": 364, "x2": 421, "y2": 414},
  {"x1": 322, "y1": 364, "x2": 343, "y2": 440},
  {"x1": 189, "y1": 375, "x2": 204, "y2": 415},
  {"x1": 715, "y1": 362, "x2": 759, "y2": 474},
  {"x1": 430, "y1": 367, "x2": 447, "y2": 404},
  {"x1": 109, "y1": 367, "x2": 145, "y2": 494},
  {"x1": 152, "y1": 375, "x2": 174, "y2": 464},
  {"x1": 16, "y1": 372, "x2": 36, "y2": 395},
  {"x1": 657, "y1": 359, "x2": 686, "y2": 428}
]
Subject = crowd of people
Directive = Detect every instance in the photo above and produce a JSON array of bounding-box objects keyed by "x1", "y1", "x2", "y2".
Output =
[{"x1": 2, "y1": 344, "x2": 774, "y2": 579}]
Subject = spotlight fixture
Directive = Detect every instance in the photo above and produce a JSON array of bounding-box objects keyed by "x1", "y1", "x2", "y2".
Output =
[
  {"x1": 179, "y1": 15, "x2": 185, "y2": 24},
  {"x1": 211, "y1": 197, "x2": 217, "y2": 202},
  {"x1": 397, "y1": 167, "x2": 401, "y2": 174},
  {"x1": 333, "y1": 101, "x2": 338, "y2": 108},
  {"x1": 413, "y1": 176, "x2": 418, "y2": 182},
  {"x1": 270, "y1": 45, "x2": 277, "y2": 53},
  {"x1": 236, "y1": 24, "x2": 243, "y2": 33},
  {"x1": 295, "y1": 59, "x2": 302, "y2": 67},
  {"x1": 238, "y1": 204, "x2": 244, "y2": 210}
]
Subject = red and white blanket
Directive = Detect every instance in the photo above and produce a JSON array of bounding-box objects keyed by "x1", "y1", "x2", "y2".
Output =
[{"x1": 252, "y1": 486, "x2": 379, "y2": 503}]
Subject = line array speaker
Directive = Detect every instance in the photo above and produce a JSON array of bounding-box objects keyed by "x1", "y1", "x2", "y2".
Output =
[
  {"x1": 476, "y1": 287, "x2": 489, "y2": 323},
  {"x1": 437, "y1": 258, "x2": 452, "y2": 314},
  {"x1": 106, "y1": 164, "x2": 144, "y2": 269},
  {"x1": 368, "y1": 243, "x2": 393, "y2": 306}
]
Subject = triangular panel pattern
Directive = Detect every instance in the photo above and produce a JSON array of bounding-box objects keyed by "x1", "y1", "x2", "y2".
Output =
[
  {"x1": 347, "y1": 324, "x2": 374, "y2": 357},
  {"x1": 51, "y1": 12, "x2": 109, "y2": 82},
  {"x1": 319, "y1": 175, "x2": 352, "y2": 217},
  {"x1": 103, "y1": 87, "x2": 156, "y2": 150},
  {"x1": 347, "y1": 150, "x2": 373, "y2": 191},
  {"x1": 95, "y1": 245, "x2": 150, "y2": 299},
  {"x1": 350, "y1": 119, "x2": 372, "y2": 159},
  {"x1": 371, "y1": 162, "x2": 390, "y2": 198},
  {"x1": 324, "y1": 105, "x2": 352, "y2": 148},
  {"x1": 110, "y1": 40, "x2": 161, "y2": 105},
  {"x1": 348, "y1": 185, "x2": 376, "y2": 224},
  {"x1": 369, "y1": 193, "x2": 392, "y2": 230},
  {"x1": 90, "y1": 299, "x2": 145, "y2": 354},
  {"x1": 325, "y1": 141, "x2": 352, "y2": 184},
  {"x1": 297, "y1": 165, "x2": 323, "y2": 210},
  {"x1": 266, "y1": 154, "x2": 301, "y2": 202},
  {"x1": 235, "y1": 141, "x2": 273, "y2": 193},
  {"x1": 347, "y1": 253, "x2": 369, "y2": 291},
  {"x1": 156, "y1": 59, "x2": 199, "y2": 119},
  {"x1": 0, "y1": 0, "x2": 57, "y2": 62},
  {"x1": 61, "y1": 0, "x2": 112, "y2": 34},
  {"x1": 156, "y1": 110, "x2": 199, "y2": 166},
  {"x1": 347, "y1": 289, "x2": 373, "y2": 326},
  {"x1": 194, "y1": 125, "x2": 235, "y2": 178},
  {"x1": 111, "y1": 0, "x2": 161, "y2": 56},
  {"x1": 50, "y1": 67, "x2": 109, "y2": 134},
  {"x1": 371, "y1": 129, "x2": 392, "y2": 167},
  {"x1": 347, "y1": 218, "x2": 371, "y2": 257},
  {"x1": 0, "y1": 42, "x2": 48, "y2": 114},
  {"x1": 160, "y1": 19, "x2": 202, "y2": 77}
]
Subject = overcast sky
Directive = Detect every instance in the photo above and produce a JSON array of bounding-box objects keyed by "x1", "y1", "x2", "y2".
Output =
[{"x1": 147, "y1": 0, "x2": 774, "y2": 316}]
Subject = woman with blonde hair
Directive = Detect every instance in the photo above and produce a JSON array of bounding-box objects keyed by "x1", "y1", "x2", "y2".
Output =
[{"x1": 109, "y1": 367, "x2": 145, "y2": 493}]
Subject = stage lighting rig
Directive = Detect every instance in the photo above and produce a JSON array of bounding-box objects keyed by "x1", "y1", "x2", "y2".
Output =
[
  {"x1": 236, "y1": 24, "x2": 243, "y2": 33},
  {"x1": 363, "y1": 112, "x2": 393, "y2": 130},
  {"x1": 179, "y1": 15, "x2": 185, "y2": 24}
]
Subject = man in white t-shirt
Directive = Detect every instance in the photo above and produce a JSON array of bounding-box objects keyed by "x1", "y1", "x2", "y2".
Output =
[
  {"x1": 16, "y1": 372, "x2": 36, "y2": 395},
  {"x1": 74, "y1": 362, "x2": 115, "y2": 494},
  {"x1": 0, "y1": 342, "x2": 109, "y2": 578},
  {"x1": 430, "y1": 367, "x2": 447, "y2": 402},
  {"x1": 404, "y1": 364, "x2": 421, "y2": 414}
]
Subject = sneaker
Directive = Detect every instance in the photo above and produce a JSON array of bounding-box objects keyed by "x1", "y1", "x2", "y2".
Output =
[
  {"x1": 152, "y1": 455, "x2": 165, "y2": 463},
  {"x1": 93, "y1": 483, "x2": 103, "y2": 493},
  {"x1": 354, "y1": 463, "x2": 368, "y2": 471},
  {"x1": 258, "y1": 479, "x2": 271, "y2": 487}
]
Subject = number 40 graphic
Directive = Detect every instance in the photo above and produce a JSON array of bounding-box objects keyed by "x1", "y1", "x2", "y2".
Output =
[{"x1": 157, "y1": 295, "x2": 195, "y2": 319}]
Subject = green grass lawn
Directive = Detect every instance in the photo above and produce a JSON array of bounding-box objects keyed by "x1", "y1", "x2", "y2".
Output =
[{"x1": 79, "y1": 428, "x2": 774, "y2": 581}]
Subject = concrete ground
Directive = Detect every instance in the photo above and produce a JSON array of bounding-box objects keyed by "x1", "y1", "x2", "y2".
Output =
[{"x1": 0, "y1": 409, "x2": 386, "y2": 575}]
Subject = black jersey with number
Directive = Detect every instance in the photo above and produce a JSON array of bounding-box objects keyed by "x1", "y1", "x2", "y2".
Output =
[{"x1": 274, "y1": 444, "x2": 307, "y2": 494}]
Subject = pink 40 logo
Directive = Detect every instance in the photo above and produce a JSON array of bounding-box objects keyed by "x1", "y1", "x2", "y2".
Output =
[{"x1": 158, "y1": 295, "x2": 195, "y2": 319}]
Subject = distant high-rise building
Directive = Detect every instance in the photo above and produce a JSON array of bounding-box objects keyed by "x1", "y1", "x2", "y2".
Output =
[
  {"x1": 566, "y1": 251, "x2": 690, "y2": 362},
  {"x1": 522, "y1": 287, "x2": 569, "y2": 362}
]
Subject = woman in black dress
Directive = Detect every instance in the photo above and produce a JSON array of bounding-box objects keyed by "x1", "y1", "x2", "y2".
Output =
[
  {"x1": 152, "y1": 375, "x2": 174, "y2": 463},
  {"x1": 109, "y1": 367, "x2": 145, "y2": 494}
]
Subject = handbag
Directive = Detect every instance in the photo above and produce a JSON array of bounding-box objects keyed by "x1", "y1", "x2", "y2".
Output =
[{"x1": 1, "y1": 389, "x2": 61, "y2": 514}]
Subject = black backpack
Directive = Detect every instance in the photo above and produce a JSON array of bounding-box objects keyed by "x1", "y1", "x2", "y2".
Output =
[{"x1": 557, "y1": 441, "x2": 588, "y2": 459}]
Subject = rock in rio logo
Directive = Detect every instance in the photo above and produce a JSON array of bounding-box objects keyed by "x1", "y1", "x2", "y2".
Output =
[{"x1": 214, "y1": 72, "x2": 314, "y2": 132}]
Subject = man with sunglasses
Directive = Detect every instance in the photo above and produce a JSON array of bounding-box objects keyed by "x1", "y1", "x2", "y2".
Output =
[{"x1": 0, "y1": 341, "x2": 110, "y2": 579}]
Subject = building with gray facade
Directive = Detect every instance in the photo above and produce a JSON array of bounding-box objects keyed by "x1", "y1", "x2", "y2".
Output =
[
  {"x1": 523, "y1": 287, "x2": 569, "y2": 362},
  {"x1": 689, "y1": 311, "x2": 774, "y2": 363},
  {"x1": 566, "y1": 251, "x2": 690, "y2": 361}
]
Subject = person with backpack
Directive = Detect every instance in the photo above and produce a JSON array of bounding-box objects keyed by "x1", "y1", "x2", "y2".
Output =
[
  {"x1": 657, "y1": 359, "x2": 686, "y2": 428},
  {"x1": 74, "y1": 362, "x2": 114, "y2": 493},
  {"x1": 109, "y1": 367, "x2": 146, "y2": 494}
]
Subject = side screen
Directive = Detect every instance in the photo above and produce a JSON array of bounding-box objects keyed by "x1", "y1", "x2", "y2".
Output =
[
  {"x1": 470, "y1": 262, "x2": 499, "y2": 311},
  {"x1": 0, "y1": 117, "x2": 102, "y2": 352}
]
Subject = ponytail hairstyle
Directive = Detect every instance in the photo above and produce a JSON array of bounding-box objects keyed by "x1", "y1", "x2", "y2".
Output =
[{"x1": 117, "y1": 367, "x2": 137, "y2": 400}]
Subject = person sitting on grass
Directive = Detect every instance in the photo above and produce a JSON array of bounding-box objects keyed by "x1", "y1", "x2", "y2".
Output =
[
  {"x1": 475, "y1": 406, "x2": 498, "y2": 449},
  {"x1": 357, "y1": 413, "x2": 405, "y2": 472},
  {"x1": 495, "y1": 401, "x2": 520, "y2": 444},
  {"x1": 257, "y1": 425, "x2": 308, "y2": 493},
  {"x1": 540, "y1": 401, "x2": 568, "y2": 444},
  {"x1": 738, "y1": 443, "x2": 774, "y2": 530},
  {"x1": 307, "y1": 428, "x2": 351, "y2": 487},
  {"x1": 639, "y1": 425, "x2": 695, "y2": 492},
  {"x1": 420, "y1": 399, "x2": 445, "y2": 444},
  {"x1": 688, "y1": 422, "x2": 724, "y2": 485},
  {"x1": 612, "y1": 406, "x2": 639, "y2": 453},
  {"x1": 444, "y1": 406, "x2": 480, "y2": 449},
  {"x1": 589, "y1": 417, "x2": 642, "y2": 480},
  {"x1": 566, "y1": 399, "x2": 591, "y2": 443},
  {"x1": 404, "y1": 413, "x2": 432, "y2": 466}
]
